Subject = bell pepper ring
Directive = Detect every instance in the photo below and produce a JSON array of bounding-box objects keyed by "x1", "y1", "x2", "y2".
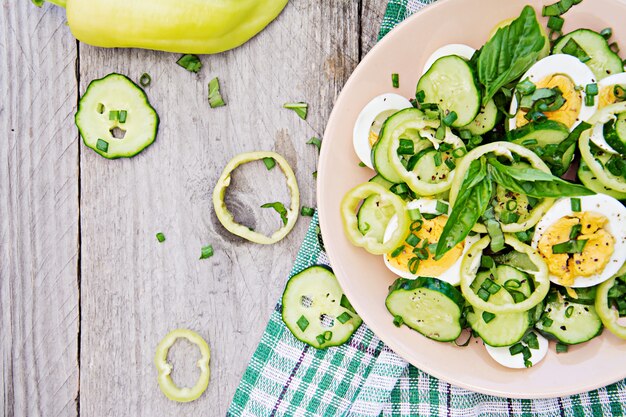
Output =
[
  {"x1": 213, "y1": 151, "x2": 299, "y2": 245},
  {"x1": 595, "y1": 263, "x2": 626, "y2": 340},
  {"x1": 340, "y1": 182, "x2": 410, "y2": 255},
  {"x1": 449, "y1": 141, "x2": 554, "y2": 233},
  {"x1": 154, "y1": 329, "x2": 211, "y2": 403},
  {"x1": 460, "y1": 234, "x2": 550, "y2": 313},
  {"x1": 33, "y1": 0, "x2": 289, "y2": 54}
]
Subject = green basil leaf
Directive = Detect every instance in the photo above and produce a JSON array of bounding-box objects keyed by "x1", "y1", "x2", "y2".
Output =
[
  {"x1": 488, "y1": 158, "x2": 555, "y2": 182},
  {"x1": 260, "y1": 202, "x2": 289, "y2": 225},
  {"x1": 477, "y1": 6, "x2": 545, "y2": 105}
]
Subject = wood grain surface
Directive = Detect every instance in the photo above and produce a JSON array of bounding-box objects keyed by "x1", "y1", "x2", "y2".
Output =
[{"x1": 1, "y1": 1, "x2": 388, "y2": 416}]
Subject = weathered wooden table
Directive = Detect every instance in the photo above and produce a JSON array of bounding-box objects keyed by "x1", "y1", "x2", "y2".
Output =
[{"x1": 1, "y1": 1, "x2": 388, "y2": 415}]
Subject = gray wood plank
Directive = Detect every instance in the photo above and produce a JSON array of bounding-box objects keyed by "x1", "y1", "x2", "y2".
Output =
[
  {"x1": 362, "y1": 0, "x2": 390, "y2": 56},
  {"x1": 77, "y1": 2, "x2": 360, "y2": 415},
  {"x1": 0, "y1": 2, "x2": 79, "y2": 417}
]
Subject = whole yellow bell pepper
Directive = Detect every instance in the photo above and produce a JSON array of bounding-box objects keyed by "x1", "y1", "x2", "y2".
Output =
[{"x1": 33, "y1": 0, "x2": 289, "y2": 54}]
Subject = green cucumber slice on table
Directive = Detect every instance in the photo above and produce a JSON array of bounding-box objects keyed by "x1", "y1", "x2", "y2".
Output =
[
  {"x1": 578, "y1": 159, "x2": 626, "y2": 200},
  {"x1": 603, "y1": 112, "x2": 626, "y2": 155},
  {"x1": 416, "y1": 55, "x2": 481, "y2": 127},
  {"x1": 282, "y1": 265, "x2": 362, "y2": 349},
  {"x1": 553, "y1": 29, "x2": 623, "y2": 80},
  {"x1": 535, "y1": 292, "x2": 603, "y2": 345},
  {"x1": 76, "y1": 73, "x2": 159, "y2": 159},
  {"x1": 386, "y1": 277, "x2": 464, "y2": 342}
]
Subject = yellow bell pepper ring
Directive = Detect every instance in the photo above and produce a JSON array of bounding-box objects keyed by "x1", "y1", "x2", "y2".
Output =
[
  {"x1": 340, "y1": 182, "x2": 410, "y2": 255},
  {"x1": 595, "y1": 263, "x2": 626, "y2": 340},
  {"x1": 213, "y1": 151, "x2": 299, "y2": 245},
  {"x1": 33, "y1": 0, "x2": 289, "y2": 54},
  {"x1": 154, "y1": 329, "x2": 211, "y2": 403}
]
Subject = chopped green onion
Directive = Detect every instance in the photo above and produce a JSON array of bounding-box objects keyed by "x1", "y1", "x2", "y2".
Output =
[
  {"x1": 481, "y1": 278, "x2": 501, "y2": 295},
  {"x1": 485, "y1": 219, "x2": 505, "y2": 253},
  {"x1": 307, "y1": 137, "x2": 322, "y2": 153},
  {"x1": 283, "y1": 102, "x2": 308, "y2": 120},
  {"x1": 600, "y1": 27, "x2": 613, "y2": 40},
  {"x1": 260, "y1": 202, "x2": 289, "y2": 225},
  {"x1": 336, "y1": 312, "x2": 352, "y2": 324},
  {"x1": 435, "y1": 200, "x2": 448, "y2": 214},
  {"x1": 391, "y1": 245, "x2": 405, "y2": 258},
  {"x1": 444, "y1": 158, "x2": 456, "y2": 170},
  {"x1": 439, "y1": 142, "x2": 452, "y2": 152},
  {"x1": 405, "y1": 233, "x2": 420, "y2": 247},
  {"x1": 523, "y1": 332, "x2": 540, "y2": 350},
  {"x1": 96, "y1": 138, "x2": 109, "y2": 153},
  {"x1": 109, "y1": 110, "x2": 119, "y2": 121},
  {"x1": 118, "y1": 110, "x2": 127, "y2": 124},
  {"x1": 452, "y1": 147, "x2": 467, "y2": 158},
  {"x1": 610, "y1": 42, "x2": 620, "y2": 53},
  {"x1": 442, "y1": 111, "x2": 458, "y2": 126},
  {"x1": 522, "y1": 139, "x2": 538, "y2": 146},
  {"x1": 517, "y1": 78, "x2": 537, "y2": 96},
  {"x1": 323, "y1": 330, "x2": 332, "y2": 340},
  {"x1": 176, "y1": 54, "x2": 202, "y2": 72},
  {"x1": 515, "y1": 230, "x2": 532, "y2": 243},
  {"x1": 297, "y1": 315, "x2": 309, "y2": 331},
  {"x1": 500, "y1": 211, "x2": 520, "y2": 225},
  {"x1": 391, "y1": 73, "x2": 399, "y2": 88},
  {"x1": 614, "y1": 85, "x2": 626, "y2": 101},
  {"x1": 506, "y1": 200, "x2": 518, "y2": 211},
  {"x1": 547, "y1": 16, "x2": 564, "y2": 32},
  {"x1": 410, "y1": 220, "x2": 423, "y2": 232},
  {"x1": 565, "y1": 305, "x2": 574, "y2": 318},
  {"x1": 510, "y1": 290, "x2": 527, "y2": 303},
  {"x1": 586, "y1": 83, "x2": 599, "y2": 96},
  {"x1": 416, "y1": 90, "x2": 425, "y2": 103},
  {"x1": 543, "y1": 317, "x2": 554, "y2": 327},
  {"x1": 208, "y1": 77, "x2": 226, "y2": 108},
  {"x1": 571, "y1": 197, "x2": 581, "y2": 212},
  {"x1": 552, "y1": 239, "x2": 588, "y2": 254},
  {"x1": 390, "y1": 183, "x2": 409, "y2": 195},
  {"x1": 542, "y1": 0, "x2": 583, "y2": 16},
  {"x1": 316, "y1": 334, "x2": 326, "y2": 345},
  {"x1": 393, "y1": 315, "x2": 404, "y2": 327},
  {"x1": 561, "y1": 38, "x2": 591, "y2": 63},
  {"x1": 397, "y1": 138, "x2": 414, "y2": 155},
  {"x1": 407, "y1": 257, "x2": 420, "y2": 274},
  {"x1": 569, "y1": 223, "x2": 582, "y2": 239},
  {"x1": 482, "y1": 311, "x2": 496, "y2": 324},
  {"x1": 358, "y1": 162, "x2": 366, "y2": 167},
  {"x1": 200, "y1": 245, "x2": 214, "y2": 259},
  {"x1": 139, "y1": 73, "x2": 152, "y2": 87},
  {"x1": 340, "y1": 294, "x2": 356, "y2": 313},
  {"x1": 301, "y1": 206, "x2": 315, "y2": 217},
  {"x1": 556, "y1": 342, "x2": 569, "y2": 353},
  {"x1": 263, "y1": 157, "x2": 276, "y2": 170},
  {"x1": 435, "y1": 124, "x2": 446, "y2": 140},
  {"x1": 477, "y1": 288, "x2": 491, "y2": 302},
  {"x1": 156, "y1": 232, "x2": 166, "y2": 243},
  {"x1": 408, "y1": 208, "x2": 422, "y2": 221},
  {"x1": 509, "y1": 343, "x2": 525, "y2": 356},
  {"x1": 433, "y1": 152, "x2": 442, "y2": 167},
  {"x1": 312, "y1": 171, "x2": 317, "y2": 179},
  {"x1": 413, "y1": 247, "x2": 429, "y2": 260},
  {"x1": 504, "y1": 279, "x2": 522, "y2": 290}
]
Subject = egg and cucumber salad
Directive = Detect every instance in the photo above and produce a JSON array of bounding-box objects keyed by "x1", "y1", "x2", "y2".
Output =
[{"x1": 339, "y1": 0, "x2": 626, "y2": 369}]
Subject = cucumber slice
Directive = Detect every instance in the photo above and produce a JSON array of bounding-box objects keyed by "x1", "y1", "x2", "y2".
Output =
[
  {"x1": 76, "y1": 73, "x2": 159, "y2": 159},
  {"x1": 578, "y1": 159, "x2": 626, "y2": 200},
  {"x1": 465, "y1": 99, "x2": 499, "y2": 135},
  {"x1": 416, "y1": 55, "x2": 481, "y2": 127},
  {"x1": 368, "y1": 174, "x2": 395, "y2": 189},
  {"x1": 386, "y1": 277, "x2": 464, "y2": 342},
  {"x1": 535, "y1": 292, "x2": 603, "y2": 345},
  {"x1": 467, "y1": 269, "x2": 531, "y2": 347},
  {"x1": 603, "y1": 112, "x2": 626, "y2": 155},
  {"x1": 506, "y1": 120, "x2": 572, "y2": 174},
  {"x1": 357, "y1": 193, "x2": 396, "y2": 243},
  {"x1": 282, "y1": 266, "x2": 362, "y2": 349},
  {"x1": 553, "y1": 29, "x2": 623, "y2": 80}
]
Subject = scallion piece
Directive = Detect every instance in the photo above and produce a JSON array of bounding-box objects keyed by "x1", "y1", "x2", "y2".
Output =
[
  {"x1": 522, "y1": 138, "x2": 538, "y2": 146},
  {"x1": 397, "y1": 138, "x2": 414, "y2": 155},
  {"x1": 96, "y1": 138, "x2": 109, "y2": 153},
  {"x1": 569, "y1": 223, "x2": 582, "y2": 239},
  {"x1": 390, "y1": 183, "x2": 409, "y2": 196},
  {"x1": 571, "y1": 197, "x2": 581, "y2": 212},
  {"x1": 542, "y1": 0, "x2": 582, "y2": 16},
  {"x1": 523, "y1": 332, "x2": 540, "y2": 350},
  {"x1": 517, "y1": 78, "x2": 537, "y2": 96},
  {"x1": 556, "y1": 342, "x2": 569, "y2": 353},
  {"x1": 117, "y1": 110, "x2": 128, "y2": 124},
  {"x1": 482, "y1": 311, "x2": 496, "y2": 324},
  {"x1": 444, "y1": 158, "x2": 456, "y2": 170},
  {"x1": 565, "y1": 305, "x2": 574, "y2": 318},
  {"x1": 561, "y1": 38, "x2": 591, "y2": 63},
  {"x1": 407, "y1": 257, "x2": 420, "y2": 274},
  {"x1": 600, "y1": 27, "x2": 613, "y2": 40},
  {"x1": 547, "y1": 15, "x2": 564, "y2": 32},
  {"x1": 614, "y1": 85, "x2": 626, "y2": 101},
  {"x1": 156, "y1": 232, "x2": 166, "y2": 243},
  {"x1": 296, "y1": 315, "x2": 309, "y2": 331},
  {"x1": 312, "y1": 171, "x2": 317, "y2": 179},
  {"x1": 405, "y1": 233, "x2": 420, "y2": 247},
  {"x1": 391, "y1": 73, "x2": 399, "y2": 88},
  {"x1": 586, "y1": 83, "x2": 599, "y2": 96},
  {"x1": 139, "y1": 73, "x2": 152, "y2": 87},
  {"x1": 408, "y1": 208, "x2": 422, "y2": 221},
  {"x1": 393, "y1": 315, "x2": 404, "y2": 327},
  {"x1": 283, "y1": 102, "x2": 308, "y2": 120},
  {"x1": 413, "y1": 247, "x2": 429, "y2": 260},
  {"x1": 323, "y1": 331, "x2": 332, "y2": 341},
  {"x1": 500, "y1": 211, "x2": 520, "y2": 225},
  {"x1": 261, "y1": 202, "x2": 288, "y2": 225},
  {"x1": 416, "y1": 90, "x2": 425, "y2": 103},
  {"x1": 515, "y1": 230, "x2": 531, "y2": 243},
  {"x1": 433, "y1": 152, "x2": 442, "y2": 167},
  {"x1": 200, "y1": 245, "x2": 214, "y2": 259},
  {"x1": 506, "y1": 200, "x2": 518, "y2": 211},
  {"x1": 208, "y1": 77, "x2": 226, "y2": 108},
  {"x1": 543, "y1": 317, "x2": 554, "y2": 327},
  {"x1": 109, "y1": 110, "x2": 119, "y2": 121},
  {"x1": 358, "y1": 162, "x2": 366, "y2": 167},
  {"x1": 435, "y1": 200, "x2": 448, "y2": 214},
  {"x1": 307, "y1": 137, "x2": 322, "y2": 153},
  {"x1": 176, "y1": 54, "x2": 202, "y2": 72},
  {"x1": 485, "y1": 219, "x2": 505, "y2": 253},
  {"x1": 504, "y1": 279, "x2": 522, "y2": 289},
  {"x1": 301, "y1": 206, "x2": 315, "y2": 217},
  {"x1": 410, "y1": 220, "x2": 423, "y2": 232},
  {"x1": 477, "y1": 288, "x2": 491, "y2": 302},
  {"x1": 435, "y1": 124, "x2": 446, "y2": 140},
  {"x1": 509, "y1": 343, "x2": 525, "y2": 356},
  {"x1": 552, "y1": 239, "x2": 588, "y2": 254},
  {"x1": 336, "y1": 312, "x2": 352, "y2": 324},
  {"x1": 316, "y1": 334, "x2": 326, "y2": 345},
  {"x1": 390, "y1": 245, "x2": 405, "y2": 258},
  {"x1": 263, "y1": 157, "x2": 276, "y2": 170},
  {"x1": 442, "y1": 111, "x2": 458, "y2": 126},
  {"x1": 481, "y1": 255, "x2": 495, "y2": 269},
  {"x1": 452, "y1": 147, "x2": 467, "y2": 158}
]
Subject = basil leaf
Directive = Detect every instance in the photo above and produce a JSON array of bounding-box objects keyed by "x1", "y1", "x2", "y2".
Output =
[
  {"x1": 488, "y1": 162, "x2": 594, "y2": 198},
  {"x1": 477, "y1": 6, "x2": 545, "y2": 105},
  {"x1": 261, "y1": 202, "x2": 289, "y2": 225},
  {"x1": 435, "y1": 159, "x2": 492, "y2": 259}
]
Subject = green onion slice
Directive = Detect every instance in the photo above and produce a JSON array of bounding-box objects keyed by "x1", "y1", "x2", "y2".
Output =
[
  {"x1": 200, "y1": 245, "x2": 214, "y2": 259},
  {"x1": 208, "y1": 77, "x2": 226, "y2": 108},
  {"x1": 263, "y1": 157, "x2": 276, "y2": 170},
  {"x1": 177, "y1": 54, "x2": 203, "y2": 72},
  {"x1": 307, "y1": 137, "x2": 322, "y2": 152},
  {"x1": 139, "y1": 73, "x2": 152, "y2": 87},
  {"x1": 300, "y1": 206, "x2": 315, "y2": 217},
  {"x1": 156, "y1": 232, "x2": 166, "y2": 243},
  {"x1": 261, "y1": 202, "x2": 289, "y2": 225},
  {"x1": 283, "y1": 102, "x2": 308, "y2": 120},
  {"x1": 552, "y1": 239, "x2": 588, "y2": 254},
  {"x1": 391, "y1": 73, "x2": 399, "y2": 88},
  {"x1": 570, "y1": 197, "x2": 581, "y2": 212}
]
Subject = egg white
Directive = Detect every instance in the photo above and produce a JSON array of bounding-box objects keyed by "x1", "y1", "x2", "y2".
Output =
[
  {"x1": 589, "y1": 72, "x2": 626, "y2": 154},
  {"x1": 382, "y1": 199, "x2": 479, "y2": 285},
  {"x1": 531, "y1": 194, "x2": 626, "y2": 288},
  {"x1": 422, "y1": 44, "x2": 476, "y2": 75},
  {"x1": 485, "y1": 332, "x2": 549, "y2": 369},
  {"x1": 508, "y1": 55, "x2": 597, "y2": 132},
  {"x1": 353, "y1": 93, "x2": 412, "y2": 169}
]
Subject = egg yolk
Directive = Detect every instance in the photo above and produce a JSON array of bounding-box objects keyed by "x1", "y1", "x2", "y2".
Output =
[
  {"x1": 516, "y1": 74, "x2": 582, "y2": 129},
  {"x1": 387, "y1": 215, "x2": 464, "y2": 276},
  {"x1": 537, "y1": 211, "x2": 615, "y2": 286},
  {"x1": 598, "y1": 84, "x2": 626, "y2": 109}
]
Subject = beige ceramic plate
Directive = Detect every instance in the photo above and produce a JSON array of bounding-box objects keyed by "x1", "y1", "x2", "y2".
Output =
[{"x1": 318, "y1": 0, "x2": 626, "y2": 399}]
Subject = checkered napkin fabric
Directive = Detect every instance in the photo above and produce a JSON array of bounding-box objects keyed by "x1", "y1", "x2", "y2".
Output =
[{"x1": 227, "y1": 1, "x2": 626, "y2": 416}]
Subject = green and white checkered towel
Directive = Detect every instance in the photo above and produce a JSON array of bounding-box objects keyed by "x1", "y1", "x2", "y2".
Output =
[{"x1": 227, "y1": 2, "x2": 626, "y2": 416}]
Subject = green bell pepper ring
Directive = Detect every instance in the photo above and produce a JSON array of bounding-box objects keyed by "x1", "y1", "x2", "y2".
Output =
[
  {"x1": 340, "y1": 182, "x2": 410, "y2": 255},
  {"x1": 213, "y1": 151, "x2": 299, "y2": 245},
  {"x1": 154, "y1": 329, "x2": 211, "y2": 403},
  {"x1": 33, "y1": 0, "x2": 288, "y2": 54},
  {"x1": 595, "y1": 263, "x2": 626, "y2": 340},
  {"x1": 460, "y1": 234, "x2": 550, "y2": 313}
]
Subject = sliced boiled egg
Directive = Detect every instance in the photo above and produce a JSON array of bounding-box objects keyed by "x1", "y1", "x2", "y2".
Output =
[
  {"x1": 509, "y1": 55, "x2": 597, "y2": 132},
  {"x1": 597, "y1": 72, "x2": 626, "y2": 109},
  {"x1": 588, "y1": 75, "x2": 626, "y2": 154},
  {"x1": 485, "y1": 332, "x2": 548, "y2": 369},
  {"x1": 353, "y1": 93, "x2": 412, "y2": 168},
  {"x1": 422, "y1": 44, "x2": 476, "y2": 75},
  {"x1": 531, "y1": 194, "x2": 626, "y2": 288},
  {"x1": 383, "y1": 199, "x2": 479, "y2": 286}
]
